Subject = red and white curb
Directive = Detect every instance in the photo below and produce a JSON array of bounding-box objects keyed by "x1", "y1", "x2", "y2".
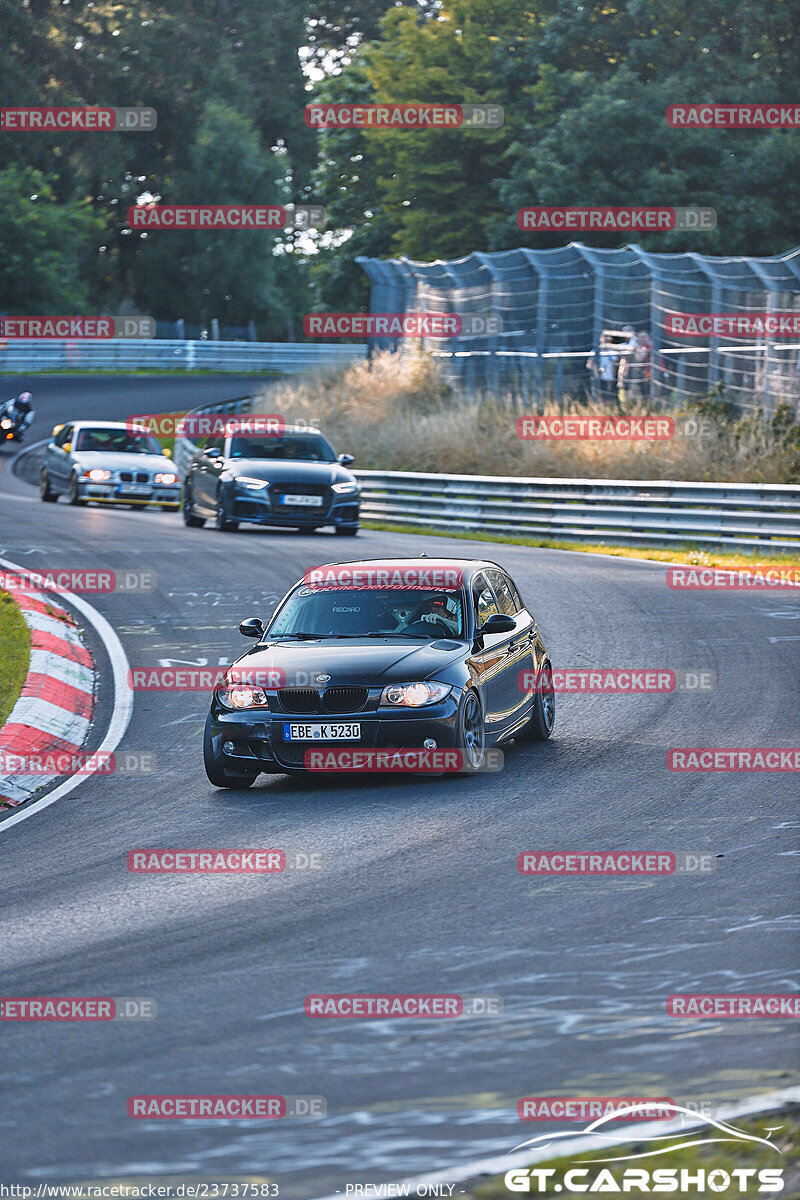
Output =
[{"x1": 0, "y1": 575, "x2": 96, "y2": 807}]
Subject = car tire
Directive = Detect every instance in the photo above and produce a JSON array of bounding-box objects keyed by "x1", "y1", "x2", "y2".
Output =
[
  {"x1": 519, "y1": 660, "x2": 556, "y2": 741},
  {"x1": 182, "y1": 482, "x2": 205, "y2": 527},
  {"x1": 203, "y1": 715, "x2": 257, "y2": 789},
  {"x1": 456, "y1": 688, "x2": 485, "y2": 773},
  {"x1": 215, "y1": 492, "x2": 239, "y2": 532},
  {"x1": 40, "y1": 470, "x2": 58, "y2": 502},
  {"x1": 68, "y1": 474, "x2": 86, "y2": 506},
  {"x1": 335, "y1": 525, "x2": 359, "y2": 537}
]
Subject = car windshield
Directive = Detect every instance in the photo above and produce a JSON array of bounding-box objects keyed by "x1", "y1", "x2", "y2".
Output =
[
  {"x1": 267, "y1": 587, "x2": 465, "y2": 639},
  {"x1": 229, "y1": 435, "x2": 336, "y2": 462},
  {"x1": 75, "y1": 428, "x2": 162, "y2": 455}
]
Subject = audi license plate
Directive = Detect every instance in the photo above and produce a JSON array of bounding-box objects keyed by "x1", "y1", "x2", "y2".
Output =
[
  {"x1": 280, "y1": 494, "x2": 323, "y2": 507},
  {"x1": 284, "y1": 722, "x2": 361, "y2": 740}
]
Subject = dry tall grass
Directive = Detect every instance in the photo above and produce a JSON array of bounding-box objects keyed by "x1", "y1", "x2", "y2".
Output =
[{"x1": 254, "y1": 350, "x2": 800, "y2": 483}]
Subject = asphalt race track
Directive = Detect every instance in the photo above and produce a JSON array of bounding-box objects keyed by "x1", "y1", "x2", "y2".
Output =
[{"x1": 1, "y1": 377, "x2": 799, "y2": 1195}]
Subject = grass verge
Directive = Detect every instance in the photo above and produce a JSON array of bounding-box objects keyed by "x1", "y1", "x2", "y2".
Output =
[
  {"x1": 0, "y1": 589, "x2": 31, "y2": 727},
  {"x1": 471, "y1": 1108, "x2": 800, "y2": 1200},
  {"x1": 362, "y1": 519, "x2": 800, "y2": 573}
]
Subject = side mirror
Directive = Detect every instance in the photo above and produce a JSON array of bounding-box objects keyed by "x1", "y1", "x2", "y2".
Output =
[
  {"x1": 477, "y1": 613, "x2": 516, "y2": 636},
  {"x1": 338, "y1": 453, "x2": 354, "y2": 466},
  {"x1": 239, "y1": 617, "x2": 265, "y2": 638},
  {"x1": 162, "y1": 446, "x2": 173, "y2": 459},
  {"x1": 52, "y1": 424, "x2": 64, "y2": 437},
  {"x1": 205, "y1": 447, "x2": 221, "y2": 459}
]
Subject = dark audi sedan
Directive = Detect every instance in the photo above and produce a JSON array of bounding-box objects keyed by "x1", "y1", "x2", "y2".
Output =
[
  {"x1": 183, "y1": 425, "x2": 360, "y2": 534},
  {"x1": 203, "y1": 556, "x2": 555, "y2": 786}
]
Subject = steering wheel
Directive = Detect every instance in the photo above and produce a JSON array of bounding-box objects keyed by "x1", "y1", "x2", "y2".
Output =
[{"x1": 401, "y1": 618, "x2": 454, "y2": 637}]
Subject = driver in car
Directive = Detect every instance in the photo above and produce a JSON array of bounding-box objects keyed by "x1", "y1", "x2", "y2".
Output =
[{"x1": 403, "y1": 595, "x2": 460, "y2": 635}]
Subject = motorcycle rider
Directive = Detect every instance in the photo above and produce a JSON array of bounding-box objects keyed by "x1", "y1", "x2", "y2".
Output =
[{"x1": 1, "y1": 391, "x2": 34, "y2": 441}]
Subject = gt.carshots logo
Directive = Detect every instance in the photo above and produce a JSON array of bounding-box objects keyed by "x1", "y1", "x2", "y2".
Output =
[
  {"x1": 517, "y1": 416, "x2": 674, "y2": 440},
  {"x1": 517, "y1": 207, "x2": 716, "y2": 231},
  {"x1": 127, "y1": 1095, "x2": 326, "y2": 1118},
  {"x1": 126, "y1": 205, "x2": 325, "y2": 230},
  {"x1": 505, "y1": 1105, "x2": 785, "y2": 1193},
  {"x1": 304, "y1": 563, "x2": 463, "y2": 590},
  {"x1": 0, "y1": 316, "x2": 155, "y2": 339},
  {"x1": 127, "y1": 414, "x2": 284, "y2": 438},
  {"x1": 303, "y1": 313, "x2": 500, "y2": 337},
  {"x1": 667, "y1": 748, "x2": 800, "y2": 771},
  {"x1": 305, "y1": 994, "x2": 502, "y2": 1017},
  {"x1": 1, "y1": 106, "x2": 156, "y2": 131},
  {"x1": 304, "y1": 103, "x2": 503, "y2": 129},
  {"x1": 666, "y1": 312, "x2": 800, "y2": 337}
]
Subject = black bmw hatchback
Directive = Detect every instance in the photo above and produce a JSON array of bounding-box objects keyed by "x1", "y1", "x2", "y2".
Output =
[
  {"x1": 203, "y1": 556, "x2": 555, "y2": 786},
  {"x1": 183, "y1": 425, "x2": 360, "y2": 535}
]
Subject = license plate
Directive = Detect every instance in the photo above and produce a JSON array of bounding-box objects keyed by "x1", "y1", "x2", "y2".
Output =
[
  {"x1": 284, "y1": 722, "x2": 361, "y2": 740},
  {"x1": 280, "y1": 494, "x2": 323, "y2": 507},
  {"x1": 119, "y1": 484, "x2": 151, "y2": 496}
]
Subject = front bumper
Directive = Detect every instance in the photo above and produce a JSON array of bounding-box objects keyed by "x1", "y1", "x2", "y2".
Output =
[
  {"x1": 208, "y1": 693, "x2": 461, "y2": 774},
  {"x1": 229, "y1": 488, "x2": 360, "y2": 528},
  {"x1": 77, "y1": 480, "x2": 181, "y2": 507}
]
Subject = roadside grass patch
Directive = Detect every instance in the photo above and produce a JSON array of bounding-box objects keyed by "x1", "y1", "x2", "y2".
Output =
[{"x1": 0, "y1": 589, "x2": 31, "y2": 726}]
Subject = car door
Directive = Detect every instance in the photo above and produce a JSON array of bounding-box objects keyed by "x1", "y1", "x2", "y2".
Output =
[
  {"x1": 468, "y1": 571, "x2": 512, "y2": 730},
  {"x1": 486, "y1": 567, "x2": 537, "y2": 727},
  {"x1": 193, "y1": 436, "x2": 225, "y2": 510},
  {"x1": 48, "y1": 424, "x2": 74, "y2": 488}
]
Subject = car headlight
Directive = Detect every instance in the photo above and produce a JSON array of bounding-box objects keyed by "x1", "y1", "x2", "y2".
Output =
[
  {"x1": 0, "y1": 419, "x2": 12, "y2": 430},
  {"x1": 84, "y1": 468, "x2": 112, "y2": 482},
  {"x1": 154, "y1": 472, "x2": 178, "y2": 485},
  {"x1": 380, "y1": 681, "x2": 452, "y2": 707},
  {"x1": 217, "y1": 685, "x2": 270, "y2": 710},
  {"x1": 331, "y1": 481, "x2": 359, "y2": 494},
  {"x1": 236, "y1": 476, "x2": 269, "y2": 490}
]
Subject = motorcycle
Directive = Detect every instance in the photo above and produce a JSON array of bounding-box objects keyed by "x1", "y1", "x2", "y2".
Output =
[{"x1": 0, "y1": 400, "x2": 31, "y2": 444}]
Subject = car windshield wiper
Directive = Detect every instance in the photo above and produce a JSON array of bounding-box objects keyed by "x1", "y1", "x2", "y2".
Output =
[{"x1": 267, "y1": 632, "x2": 327, "y2": 640}]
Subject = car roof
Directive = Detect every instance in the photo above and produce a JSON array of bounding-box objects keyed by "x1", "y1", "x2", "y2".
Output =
[
  {"x1": 68, "y1": 421, "x2": 145, "y2": 431},
  {"x1": 224, "y1": 424, "x2": 322, "y2": 436}
]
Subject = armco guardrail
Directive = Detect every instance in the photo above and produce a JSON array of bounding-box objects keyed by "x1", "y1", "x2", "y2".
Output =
[
  {"x1": 0, "y1": 338, "x2": 366, "y2": 373},
  {"x1": 172, "y1": 396, "x2": 800, "y2": 550},
  {"x1": 355, "y1": 471, "x2": 800, "y2": 551}
]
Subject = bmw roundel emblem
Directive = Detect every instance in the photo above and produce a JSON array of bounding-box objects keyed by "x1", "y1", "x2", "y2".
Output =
[{"x1": 316, "y1": 674, "x2": 331, "y2": 683}]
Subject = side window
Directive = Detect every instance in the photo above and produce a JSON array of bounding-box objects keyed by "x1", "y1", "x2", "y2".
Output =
[
  {"x1": 55, "y1": 424, "x2": 73, "y2": 448},
  {"x1": 486, "y1": 569, "x2": 517, "y2": 618},
  {"x1": 472, "y1": 573, "x2": 499, "y2": 626},
  {"x1": 505, "y1": 575, "x2": 525, "y2": 613}
]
